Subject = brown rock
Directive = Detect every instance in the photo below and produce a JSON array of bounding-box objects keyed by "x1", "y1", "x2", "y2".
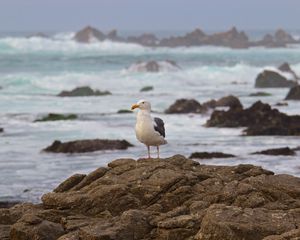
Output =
[
  {"x1": 44, "y1": 139, "x2": 133, "y2": 153},
  {"x1": 165, "y1": 99, "x2": 207, "y2": 114},
  {"x1": 73, "y1": 26, "x2": 106, "y2": 43}
]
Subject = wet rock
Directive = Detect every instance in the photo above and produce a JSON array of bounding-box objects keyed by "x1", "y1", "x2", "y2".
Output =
[
  {"x1": 3, "y1": 155, "x2": 300, "y2": 240},
  {"x1": 43, "y1": 139, "x2": 133, "y2": 153},
  {"x1": 203, "y1": 95, "x2": 242, "y2": 109},
  {"x1": 249, "y1": 92, "x2": 272, "y2": 97},
  {"x1": 58, "y1": 86, "x2": 111, "y2": 97},
  {"x1": 127, "y1": 33, "x2": 158, "y2": 46},
  {"x1": 252, "y1": 147, "x2": 296, "y2": 156},
  {"x1": 275, "y1": 102, "x2": 288, "y2": 107},
  {"x1": 278, "y1": 62, "x2": 299, "y2": 80},
  {"x1": 73, "y1": 26, "x2": 106, "y2": 43},
  {"x1": 0, "y1": 128, "x2": 3, "y2": 133},
  {"x1": 189, "y1": 152, "x2": 236, "y2": 159},
  {"x1": 140, "y1": 86, "x2": 154, "y2": 92},
  {"x1": 106, "y1": 29, "x2": 122, "y2": 41},
  {"x1": 127, "y1": 60, "x2": 180, "y2": 73},
  {"x1": 165, "y1": 99, "x2": 207, "y2": 114},
  {"x1": 285, "y1": 85, "x2": 300, "y2": 100},
  {"x1": 274, "y1": 29, "x2": 296, "y2": 44},
  {"x1": 255, "y1": 70, "x2": 297, "y2": 88},
  {"x1": 117, "y1": 109, "x2": 132, "y2": 114},
  {"x1": 34, "y1": 113, "x2": 77, "y2": 122},
  {"x1": 206, "y1": 101, "x2": 300, "y2": 136}
]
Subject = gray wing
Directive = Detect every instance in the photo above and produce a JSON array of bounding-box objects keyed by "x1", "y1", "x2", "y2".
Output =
[{"x1": 153, "y1": 117, "x2": 166, "y2": 137}]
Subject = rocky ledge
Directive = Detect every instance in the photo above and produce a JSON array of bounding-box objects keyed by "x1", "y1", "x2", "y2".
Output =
[
  {"x1": 44, "y1": 139, "x2": 133, "y2": 153},
  {"x1": 1, "y1": 155, "x2": 300, "y2": 240},
  {"x1": 206, "y1": 101, "x2": 300, "y2": 136}
]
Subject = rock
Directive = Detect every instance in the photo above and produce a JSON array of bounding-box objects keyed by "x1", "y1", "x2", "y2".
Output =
[
  {"x1": 206, "y1": 101, "x2": 300, "y2": 136},
  {"x1": 140, "y1": 86, "x2": 154, "y2": 92},
  {"x1": 263, "y1": 229, "x2": 300, "y2": 240},
  {"x1": 255, "y1": 70, "x2": 297, "y2": 88},
  {"x1": 275, "y1": 102, "x2": 288, "y2": 107},
  {"x1": 106, "y1": 29, "x2": 122, "y2": 41},
  {"x1": 0, "y1": 202, "x2": 20, "y2": 209},
  {"x1": 278, "y1": 62, "x2": 299, "y2": 80},
  {"x1": 0, "y1": 128, "x2": 3, "y2": 133},
  {"x1": 252, "y1": 147, "x2": 296, "y2": 156},
  {"x1": 58, "y1": 86, "x2": 111, "y2": 97},
  {"x1": 274, "y1": 29, "x2": 296, "y2": 44},
  {"x1": 249, "y1": 92, "x2": 272, "y2": 97},
  {"x1": 127, "y1": 60, "x2": 180, "y2": 73},
  {"x1": 43, "y1": 139, "x2": 133, "y2": 153},
  {"x1": 189, "y1": 152, "x2": 236, "y2": 159},
  {"x1": 285, "y1": 85, "x2": 300, "y2": 100},
  {"x1": 165, "y1": 99, "x2": 207, "y2": 114},
  {"x1": 203, "y1": 95, "x2": 242, "y2": 109},
  {"x1": 127, "y1": 33, "x2": 158, "y2": 46},
  {"x1": 27, "y1": 32, "x2": 49, "y2": 38},
  {"x1": 73, "y1": 26, "x2": 106, "y2": 43},
  {"x1": 34, "y1": 113, "x2": 77, "y2": 122},
  {"x1": 117, "y1": 109, "x2": 132, "y2": 114},
  {"x1": 4, "y1": 155, "x2": 300, "y2": 240}
]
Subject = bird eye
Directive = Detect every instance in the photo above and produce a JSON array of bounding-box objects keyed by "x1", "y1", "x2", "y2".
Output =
[{"x1": 142, "y1": 101, "x2": 145, "y2": 104}]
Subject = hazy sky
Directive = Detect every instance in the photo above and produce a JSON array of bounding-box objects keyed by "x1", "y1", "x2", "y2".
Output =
[{"x1": 0, "y1": 0, "x2": 299, "y2": 31}]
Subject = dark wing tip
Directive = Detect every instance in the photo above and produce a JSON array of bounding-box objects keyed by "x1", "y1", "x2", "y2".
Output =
[{"x1": 154, "y1": 117, "x2": 166, "y2": 137}]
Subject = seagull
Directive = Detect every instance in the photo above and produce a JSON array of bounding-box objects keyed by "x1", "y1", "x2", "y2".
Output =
[{"x1": 131, "y1": 100, "x2": 167, "y2": 158}]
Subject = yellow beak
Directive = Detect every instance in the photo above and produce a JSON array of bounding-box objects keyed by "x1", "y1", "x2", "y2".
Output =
[{"x1": 131, "y1": 104, "x2": 139, "y2": 110}]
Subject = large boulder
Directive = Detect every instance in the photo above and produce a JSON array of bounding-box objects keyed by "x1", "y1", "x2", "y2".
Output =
[
  {"x1": 2, "y1": 155, "x2": 300, "y2": 240},
  {"x1": 73, "y1": 26, "x2": 106, "y2": 43},
  {"x1": 255, "y1": 70, "x2": 297, "y2": 88},
  {"x1": 285, "y1": 85, "x2": 300, "y2": 100},
  {"x1": 206, "y1": 101, "x2": 300, "y2": 136},
  {"x1": 165, "y1": 99, "x2": 207, "y2": 114},
  {"x1": 58, "y1": 86, "x2": 111, "y2": 97},
  {"x1": 44, "y1": 139, "x2": 133, "y2": 153},
  {"x1": 252, "y1": 147, "x2": 296, "y2": 156},
  {"x1": 203, "y1": 95, "x2": 242, "y2": 109},
  {"x1": 127, "y1": 60, "x2": 180, "y2": 73}
]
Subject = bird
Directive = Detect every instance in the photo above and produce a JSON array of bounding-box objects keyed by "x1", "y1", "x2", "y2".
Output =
[{"x1": 131, "y1": 100, "x2": 167, "y2": 158}]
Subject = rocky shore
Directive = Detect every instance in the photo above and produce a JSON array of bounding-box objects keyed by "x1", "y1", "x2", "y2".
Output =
[
  {"x1": 1, "y1": 155, "x2": 300, "y2": 240},
  {"x1": 71, "y1": 26, "x2": 300, "y2": 49}
]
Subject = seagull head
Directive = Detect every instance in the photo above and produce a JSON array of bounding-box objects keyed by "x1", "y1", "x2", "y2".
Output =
[{"x1": 131, "y1": 99, "x2": 151, "y2": 111}]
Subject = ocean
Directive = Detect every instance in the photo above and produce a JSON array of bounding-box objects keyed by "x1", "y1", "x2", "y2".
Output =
[{"x1": 0, "y1": 30, "x2": 300, "y2": 203}]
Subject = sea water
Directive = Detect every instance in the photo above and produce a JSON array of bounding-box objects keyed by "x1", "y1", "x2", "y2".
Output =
[{"x1": 0, "y1": 31, "x2": 300, "y2": 203}]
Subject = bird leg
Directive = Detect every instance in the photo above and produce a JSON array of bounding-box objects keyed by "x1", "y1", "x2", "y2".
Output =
[
  {"x1": 147, "y1": 145, "x2": 151, "y2": 159},
  {"x1": 157, "y1": 146, "x2": 160, "y2": 159}
]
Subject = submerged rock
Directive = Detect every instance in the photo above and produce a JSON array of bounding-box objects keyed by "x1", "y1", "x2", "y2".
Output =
[
  {"x1": 189, "y1": 152, "x2": 236, "y2": 159},
  {"x1": 206, "y1": 101, "x2": 300, "y2": 136},
  {"x1": 165, "y1": 99, "x2": 207, "y2": 114},
  {"x1": 35, "y1": 113, "x2": 77, "y2": 122},
  {"x1": 249, "y1": 92, "x2": 272, "y2": 97},
  {"x1": 117, "y1": 109, "x2": 132, "y2": 114},
  {"x1": 58, "y1": 86, "x2": 111, "y2": 97},
  {"x1": 73, "y1": 26, "x2": 106, "y2": 43},
  {"x1": 140, "y1": 86, "x2": 154, "y2": 92},
  {"x1": 252, "y1": 147, "x2": 296, "y2": 156},
  {"x1": 285, "y1": 85, "x2": 300, "y2": 100},
  {"x1": 127, "y1": 60, "x2": 180, "y2": 73},
  {"x1": 2, "y1": 155, "x2": 300, "y2": 240},
  {"x1": 44, "y1": 139, "x2": 133, "y2": 153},
  {"x1": 255, "y1": 70, "x2": 297, "y2": 88}
]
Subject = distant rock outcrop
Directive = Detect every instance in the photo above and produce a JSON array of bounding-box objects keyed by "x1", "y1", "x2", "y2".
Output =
[
  {"x1": 206, "y1": 101, "x2": 300, "y2": 136},
  {"x1": 278, "y1": 62, "x2": 299, "y2": 80},
  {"x1": 255, "y1": 70, "x2": 297, "y2": 88},
  {"x1": 127, "y1": 60, "x2": 180, "y2": 73},
  {"x1": 58, "y1": 86, "x2": 111, "y2": 97},
  {"x1": 73, "y1": 26, "x2": 106, "y2": 43},
  {"x1": 127, "y1": 33, "x2": 158, "y2": 46},
  {"x1": 2, "y1": 155, "x2": 300, "y2": 240},
  {"x1": 285, "y1": 85, "x2": 300, "y2": 100},
  {"x1": 44, "y1": 139, "x2": 133, "y2": 153},
  {"x1": 165, "y1": 99, "x2": 207, "y2": 114},
  {"x1": 34, "y1": 113, "x2": 77, "y2": 122}
]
